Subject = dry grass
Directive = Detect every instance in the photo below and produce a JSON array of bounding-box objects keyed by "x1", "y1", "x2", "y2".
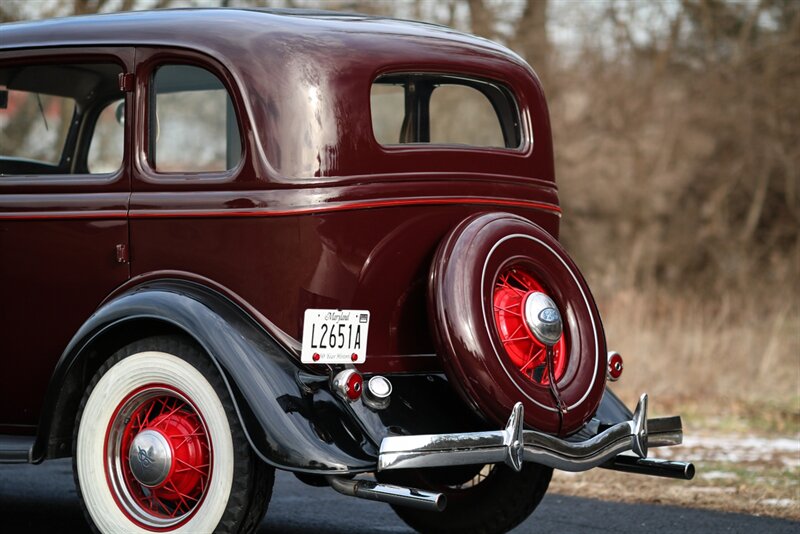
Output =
[
  {"x1": 545, "y1": 4, "x2": 800, "y2": 516},
  {"x1": 550, "y1": 460, "x2": 800, "y2": 521},
  {"x1": 596, "y1": 288, "x2": 800, "y2": 427},
  {"x1": 558, "y1": 287, "x2": 800, "y2": 520}
]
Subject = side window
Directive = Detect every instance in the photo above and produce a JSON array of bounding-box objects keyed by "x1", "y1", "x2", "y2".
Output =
[
  {"x1": 0, "y1": 62, "x2": 124, "y2": 176},
  {"x1": 370, "y1": 84, "x2": 406, "y2": 145},
  {"x1": 370, "y1": 74, "x2": 521, "y2": 149},
  {"x1": 429, "y1": 84, "x2": 505, "y2": 147},
  {"x1": 150, "y1": 65, "x2": 241, "y2": 173},
  {"x1": 0, "y1": 91, "x2": 74, "y2": 164},
  {"x1": 87, "y1": 100, "x2": 124, "y2": 174}
]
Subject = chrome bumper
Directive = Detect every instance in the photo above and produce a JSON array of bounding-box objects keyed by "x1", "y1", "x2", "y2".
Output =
[{"x1": 379, "y1": 393, "x2": 688, "y2": 476}]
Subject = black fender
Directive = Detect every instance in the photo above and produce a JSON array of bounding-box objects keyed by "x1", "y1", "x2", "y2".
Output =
[
  {"x1": 33, "y1": 279, "x2": 378, "y2": 473},
  {"x1": 595, "y1": 388, "x2": 634, "y2": 423}
]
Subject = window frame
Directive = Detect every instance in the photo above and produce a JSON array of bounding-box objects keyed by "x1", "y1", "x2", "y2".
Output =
[
  {"x1": 0, "y1": 48, "x2": 132, "y2": 187},
  {"x1": 370, "y1": 72, "x2": 525, "y2": 152},
  {"x1": 136, "y1": 51, "x2": 246, "y2": 184}
]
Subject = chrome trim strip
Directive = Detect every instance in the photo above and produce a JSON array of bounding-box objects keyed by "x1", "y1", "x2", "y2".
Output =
[{"x1": 379, "y1": 393, "x2": 684, "y2": 473}]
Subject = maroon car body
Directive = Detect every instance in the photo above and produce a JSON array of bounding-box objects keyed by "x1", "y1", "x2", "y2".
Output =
[{"x1": 0, "y1": 9, "x2": 691, "y2": 534}]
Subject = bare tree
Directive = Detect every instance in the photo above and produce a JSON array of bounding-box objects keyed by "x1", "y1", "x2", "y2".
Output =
[
  {"x1": 467, "y1": 0, "x2": 495, "y2": 39},
  {"x1": 513, "y1": 0, "x2": 549, "y2": 80}
]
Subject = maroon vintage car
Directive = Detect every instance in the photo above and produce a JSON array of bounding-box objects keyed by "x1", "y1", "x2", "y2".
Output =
[{"x1": 0, "y1": 8, "x2": 693, "y2": 534}]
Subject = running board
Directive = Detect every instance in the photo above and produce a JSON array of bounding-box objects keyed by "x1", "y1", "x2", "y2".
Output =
[{"x1": 0, "y1": 435, "x2": 34, "y2": 463}]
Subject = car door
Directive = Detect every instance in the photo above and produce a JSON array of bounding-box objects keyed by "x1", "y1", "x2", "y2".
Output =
[{"x1": 0, "y1": 47, "x2": 134, "y2": 432}]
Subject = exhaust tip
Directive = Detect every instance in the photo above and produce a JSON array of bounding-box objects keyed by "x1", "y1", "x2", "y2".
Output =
[{"x1": 683, "y1": 462, "x2": 696, "y2": 480}]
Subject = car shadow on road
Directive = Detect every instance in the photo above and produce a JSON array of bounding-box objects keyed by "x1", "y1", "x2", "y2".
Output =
[{"x1": 2, "y1": 460, "x2": 799, "y2": 534}]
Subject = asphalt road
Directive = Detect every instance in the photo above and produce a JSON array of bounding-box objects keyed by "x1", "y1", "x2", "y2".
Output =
[{"x1": 1, "y1": 459, "x2": 797, "y2": 533}]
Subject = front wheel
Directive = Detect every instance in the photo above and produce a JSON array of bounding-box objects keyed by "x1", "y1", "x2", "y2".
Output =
[
  {"x1": 383, "y1": 463, "x2": 552, "y2": 534},
  {"x1": 73, "y1": 335, "x2": 273, "y2": 533}
]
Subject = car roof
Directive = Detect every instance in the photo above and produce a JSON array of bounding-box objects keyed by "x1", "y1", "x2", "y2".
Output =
[
  {"x1": 0, "y1": 8, "x2": 525, "y2": 65},
  {"x1": 1, "y1": 9, "x2": 553, "y2": 183}
]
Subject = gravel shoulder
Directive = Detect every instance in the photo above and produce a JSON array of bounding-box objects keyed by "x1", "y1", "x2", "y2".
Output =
[{"x1": 549, "y1": 430, "x2": 800, "y2": 520}]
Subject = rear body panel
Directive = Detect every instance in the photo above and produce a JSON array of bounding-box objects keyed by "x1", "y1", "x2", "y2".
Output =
[
  {"x1": 128, "y1": 183, "x2": 560, "y2": 374},
  {"x1": 1, "y1": 9, "x2": 560, "y2": 432}
]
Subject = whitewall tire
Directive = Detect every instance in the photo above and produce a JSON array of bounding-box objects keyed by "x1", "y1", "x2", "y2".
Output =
[{"x1": 73, "y1": 336, "x2": 273, "y2": 534}]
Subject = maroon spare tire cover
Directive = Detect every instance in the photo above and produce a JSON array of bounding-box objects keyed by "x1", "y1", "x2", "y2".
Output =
[{"x1": 428, "y1": 212, "x2": 606, "y2": 436}]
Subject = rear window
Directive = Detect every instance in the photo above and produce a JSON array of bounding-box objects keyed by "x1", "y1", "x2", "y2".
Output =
[{"x1": 370, "y1": 74, "x2": 521, "y2": 149}]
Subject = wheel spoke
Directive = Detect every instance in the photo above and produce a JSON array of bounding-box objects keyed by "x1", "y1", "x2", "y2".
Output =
[
  {"x1": 155, "y1": 402, "x2": 187, "y2": 427},
  {"x1": 148, "y1": 492, "x2": 169, "y2": 515},
  {"x1": 501, "y1": 336, "x2": 530, "y2": 344},
  {"x1": 174, "y1": 456, "x2": 210, "y2": 476},
  {"x1": 162, "y1": 482, "x2": 191, "y2": 517},
  {"x1": 507, "y1": 270, "x2": 532, "y2": 292},
  {"x1": 173, "y1": 427, "x2": 206, "y2": 450},
  {"x1": 494, "y1": 266, "x2": 568, "y2": 386},
  {"x1": 493, "y1": 305, "x2": 521, "y2": 316},
  {"x1": 519, "y1": 347, "x2": 544, "y2": 373},
  {"x1": 142, "y1": 400, "x2": 158, "y2": 425}
]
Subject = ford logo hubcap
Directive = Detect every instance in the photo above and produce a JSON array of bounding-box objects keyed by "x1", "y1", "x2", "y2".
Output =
[
  {"x1": 524, "y1": 292, "x2": 563, "y2": 346},
  {"x1": 128, "y1": 429, "x2": 172, "y2": 487}
]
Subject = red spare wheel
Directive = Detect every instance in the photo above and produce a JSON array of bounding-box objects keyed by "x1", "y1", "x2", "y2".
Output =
[{"x1": 428, "y1": 212, "x2": 607, "y2": 436}]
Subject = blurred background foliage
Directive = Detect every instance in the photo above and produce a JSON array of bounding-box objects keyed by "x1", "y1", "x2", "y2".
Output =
[{"x1": 3, "y1": 0, "x2": 798, "y2": 425}]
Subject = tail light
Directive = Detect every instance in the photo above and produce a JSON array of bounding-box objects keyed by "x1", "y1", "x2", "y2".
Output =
[
  {"x1": 332, "y1": 370, "x2": 363, "y2": 401},
  {"x1": 607, "y1": 351, "x2": 624, "y2": 381}
]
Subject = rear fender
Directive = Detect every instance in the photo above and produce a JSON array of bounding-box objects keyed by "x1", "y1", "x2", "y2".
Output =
[{"x1": 33, "y1": 279, "x2": 377, "y2": 473}]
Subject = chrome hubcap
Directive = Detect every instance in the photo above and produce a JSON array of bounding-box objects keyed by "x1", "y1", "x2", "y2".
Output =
[
  {"x1": 128, "y1": 429, "x2": 172, "y2": 487},
  {"x1": 523, "y1": 291, "x2": 563, "y2": 347}
]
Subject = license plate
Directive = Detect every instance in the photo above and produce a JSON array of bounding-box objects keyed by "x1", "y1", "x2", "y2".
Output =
[{"x1": 301, "y1": 309, "x2": 370, "y2": 364}]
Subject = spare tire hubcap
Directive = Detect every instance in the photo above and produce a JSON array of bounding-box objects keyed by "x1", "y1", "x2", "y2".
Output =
[{"x1": 524, "y1": 292, "x2": 563, "y2": 347}]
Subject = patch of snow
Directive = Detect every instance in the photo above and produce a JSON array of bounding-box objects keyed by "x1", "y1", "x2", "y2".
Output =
[
  {"x1": 658, "y1": 433, "x2": 800, "y2": 467},
  {"x1": 761, "y1": 498, "x2": 796, "y2": 507}
]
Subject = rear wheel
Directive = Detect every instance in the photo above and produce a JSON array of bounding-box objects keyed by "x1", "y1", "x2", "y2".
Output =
[
  {"x1": 73, "y1": 335, "x2": 273, "y2": 533},
  {"x1": 384, "y1": 463, "x2": 552, "y2": 534}
]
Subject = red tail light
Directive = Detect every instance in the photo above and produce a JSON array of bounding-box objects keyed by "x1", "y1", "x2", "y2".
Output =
[
  {"x1": 607, "y1": 351, "x2": 623, "y2": 381},
  {"x1": 332, "y1": 370, "x2": 363, "y2": 401}
]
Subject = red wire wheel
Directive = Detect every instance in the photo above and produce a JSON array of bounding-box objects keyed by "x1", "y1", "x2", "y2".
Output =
[
  {"x1": 493, "y1": 267, "x2": 568, "y2": 386},
  {"x1": 75, "y1": 339, "x2": 274, "y2": 533},
  {"x1": 428, "y1": 212, "x2": 607, "y2": 435},
  {"x1": 105, "y1": 386, "x2": 212, "y2": 529}
]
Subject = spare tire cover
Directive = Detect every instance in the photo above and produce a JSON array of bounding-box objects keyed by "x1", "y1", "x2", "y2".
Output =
[{"x1": 428, "y1": 212, "x2": 606, "y2": 436}]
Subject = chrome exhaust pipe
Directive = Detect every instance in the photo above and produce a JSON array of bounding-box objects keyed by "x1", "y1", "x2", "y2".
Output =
[
  {"x1": 327, "y1": 476, "x2": 447, "y2": 512},
  {"x1": 601, "y1": 455, "x2": 695, "y2": 480}
]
